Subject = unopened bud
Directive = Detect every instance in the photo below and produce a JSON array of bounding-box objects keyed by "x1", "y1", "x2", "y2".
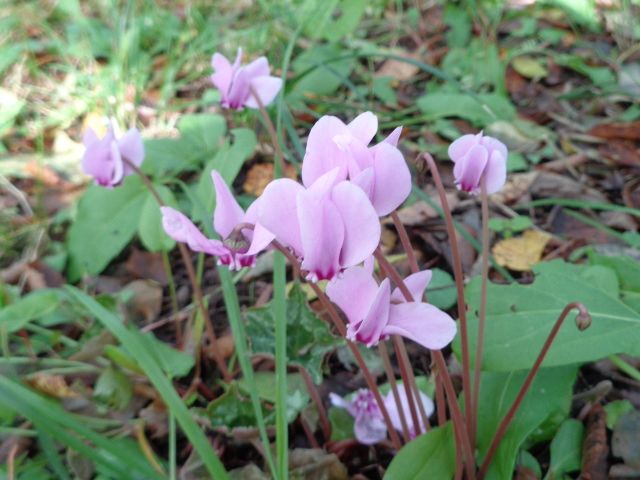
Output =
[{"x1": 575, "y1": 311, "x2": 592, "y2": 331}]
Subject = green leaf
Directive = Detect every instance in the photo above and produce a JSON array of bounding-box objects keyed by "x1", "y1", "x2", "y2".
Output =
[
  {"x1": 245, "y1": 283, "x2": 343, "y2": 384},
  {"x1": 238, "y1": 372, "x2": 310, "y2": 423},
  {"x1": 138, "y1": 332, "x2": 194, "y2": 379},
  {"x1": 93, "y1": 367, "x2": 132, "y2": 411},
  {"x1": 554, "y1": 54, "x2": 615, "y2": 86},
  {"x1": 0, "y1": 290, "x2": 60, "y2": 333},
  {"x1": 328, "y1": 407, "x2": 354, "y2": 441},
  {"x1": 290, "y1": 44, "x2": 355, "y2": 100},
  {"x1": 137, "y1": 186, "x2": 177, "y2": 252},
  {"x1": 177, "y1": 113, "x2": 226, "y2": 152},
  {"x1": 427, "y1": 268, "x2": 457, "y2": 310},
  {"x1": 207, "y1": 383, "x2": 274, "y2": 429},
  {"x1": 443, "y1": 5, "x2": 471, "y2": 47},
  {"x1": 417, "y1": 92, "x2": 516, "y2": 127},
  {"x1": 512, "y1": 56, "x2": 548, "y2": 80},
  {"x1": 322, "y1": 0, "x2": 367, "y2": 39},
  {"x1": 142, "y1": 137, "x2": 196, "y2": 177},
  {"x1": 457, "y1": 260, "x2": 640, "y2": 371},
  {"x1": 604, "y1": 400, "x2": 635, "y2": 429},
  {"x1": 67, "y1": 176, "x2": 146, "y2": 277},
  {"x1": 547, "y1": 419, "x2": 584, "y2": 479},
  {"x1": 65, "y1": 286, "x2": 228, "y2": 479},
  {"x1": 386, "y1": 423, "x2": 456, "y2": 479},
  {"x1": 477, "y1": 366, "x2": 577, "y2": 480}
]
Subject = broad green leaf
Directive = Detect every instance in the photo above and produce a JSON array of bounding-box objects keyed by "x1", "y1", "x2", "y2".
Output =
[
  {"x1": 328, "y1": 407, "x2": 354, "y2": 441},
  {"x1": 142, "y1": 137, "x2": 197, "y2": 176},
  {"x1": 290, "y1": 44, "x2": 355, "y2": 100},
  {"x1": 322, "y1": 0, "x2": 367, "y2": 39},
  {"x1": 417, "y1": 92, "x2": 516, "y2": 127},
  {"x1": 192, "y1": 128, "x2": 257, "y2": 225},
  {"x1": 137, "y1": 186, "x2": 177, "y2": 252},
  {"x1": 245, "y1": 283, "x2": 343, "y2": 384},
  {"x1": 427, "y1": 268, "x2": 457, "y2": 310},
  {"x1": 547, "y1": 419, "x2": 584, "y2": 479},
  {"x1": 65, "y1": 287, "x2": 228, "y2": 479},
  {"x1": 604, "y1": 400, "x2": 635, "y2": 429},
  {"x1": 238, "y1": 372, "x2": 310, "y2": 423},
  {"x1": 441, "y1": 40, "x2": 504, "y2": 92},
  {"x1": 177, "y1": 113, "x2": 226, "y2": 152},
  {"x1": 138, "y1": 332, "x2": 194, "y2": 379},
  {"x1": 67, "y1": 176, "x2": 146, "y2": 277},
  {"x1": 385, "y1": 423, "x2": 456, "y2": 480},
  {"x1": 443, "y1": 5, "x2": 471, "y2": 47},
  {"x1": 207, "y1": 383, "x2": 274, "y2": 429},
  {"x1": 477, "y1": 366, "x2": 577, "y2": 480},
  {"x1": 555, "y1": 54, "x2": 615, "y2": 86},
  {"x1": 0, "y1": 290, "x2": 60, "y2": 333},
  {"x1": 457, "y1": 260, "x2": 640, "y2": 372},
  {"x1": 93, "y1": 367, "x2": 132, "y2": 410}
]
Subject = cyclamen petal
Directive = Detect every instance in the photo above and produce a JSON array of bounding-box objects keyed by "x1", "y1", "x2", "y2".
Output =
[
  {"x1": 384, "y1": 302, "x2": 457, "y2": 351},
  {"x1": 350, "y1": 278, "x2": 391, "y2": 346},
  {"x1": 210, "y1": 50, "x2": 282, "y2": 110},
  {"x1": 384, "y1": 388, "x2": 435, "y2": 439},
  {"x1": 325, "y1": 266, "x2": 379, "y2": 323},
  {"x1": 330, "y1": 390, "x2": 387, "y2": 445},
  {"x1": 390, "y1": 270, "x2": 432, "y2": 303},
  {"x1": 81, "y1": 123, "x2": 144, "y2": 188},
  {"x1": 212, "y1": 171, "x2": 245, "y2": 239},
  {"x1": 448, "y1": 132, "x2": 508, "y2": 194}
]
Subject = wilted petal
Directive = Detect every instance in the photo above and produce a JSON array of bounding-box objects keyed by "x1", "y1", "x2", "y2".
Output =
[
  {"x1": 330, "y1": 181, "x2": 381, "y2": 268},
  {"x1": 258, "y1": 178, "x2": 305, "y2": 255},
  {"x1": 384, "y1": 303, "x2": 456, "y2": 350},
  {"x1": 484, "y1": 149, "x2": 507, "y2": 194},
  {"x1": 453, "y1": 144, "x2": 488, "y2": 193},
  {"x1": 448, "y1": 133, "x2": 480, "y2": 162},
  {"x1": 211, "y1": 171, "x2": 245, "y2": 239},
  {"x1": 118, "y1": 128, "x2": 145, "y2": 174},
  {"x1": 245, "y1": 76, "x2": 282, "y2": 108},
  {"x1": 298, "y1": 190, "x2": 344, "y2": 281},
  {"x1": 369, "y1": 142, "x2": 411, "y2": 216},
  {"x1": 160, "y1": 207, "x2": 226, "y2": 256},
  {"x1": 326, "y1": 266, "x2": 380, "y2": 325},
  {"x1": 301, "y1": 116, "x2": 351, "y2": 187},
  {"x1": 390, "y1": 270, "x2": 432, "y2": 303},
  {"x1": 351, "y1": 279, "x2": 391, "y2": 346},
  {"x1": 347, "y1": 111, "x2": 378, "y2": 145}
]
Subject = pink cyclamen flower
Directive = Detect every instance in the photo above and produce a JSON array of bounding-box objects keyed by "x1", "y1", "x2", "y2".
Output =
[
  {"x1": 448, "y1": 132, "x2": 508, "y2": 194},
  {"x1": 82, "y1": 120, "x2": 144, "y2": 188},
  {"x1": 211, "y1": 48, "x2": 282, "y2": 110},
  {"x1": 330, "y1": 387, "x2": 435, "y2": 444},
  {"x1": 301, "y1": 112, "x2": 410, "y2": 216},
  {"x1": 257, "y1": 168, "x2": 380, "y2": 282},
  {"x1": 326, "y1": 260, "x2": 456, "y2": 350},
  {"x1": 161, "y1": 171, "x2": 274, "y2": 269},
  {"x1": 384, "y1": 388, "x2": 434, "y2": 439},
  {"x1": 329, "y1": 389, "x2": 387, "y2": 445}
]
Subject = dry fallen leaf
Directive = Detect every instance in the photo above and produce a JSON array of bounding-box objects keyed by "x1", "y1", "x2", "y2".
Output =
[
  {"x1": 125, "y1": 280, "x2": 163, "y2": 323},
  {"x1": 375, "y1": 51, "x2": 421, "y2": 81},
  {"x1": 243, "y1": 163, "x2": 297, "y2": 196},
  {"x1": 29, "y1": 373, "x2": 78, "y2": 398},
  {"x1": 492, "y1": 230, "x2": 551, "y2": 271}
]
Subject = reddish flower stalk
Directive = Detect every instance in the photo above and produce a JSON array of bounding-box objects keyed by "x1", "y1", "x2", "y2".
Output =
[
  {"x1": 471, "y1": 177, "x2": 490, "y2": 446},
  {"x1": 422, "y1": 152, "x2": 474, "y2": 443},
  {"x1": 374, "y1": 247, "x2": 475, "y2": 478},
  {"x1": 378, "y1": 341, "x2": 411, "y2": 442},
  {"x1": 123, "y1": 158, "x2": 232, "y2": 382},
  {"x1": 271, "y1": 241, "x2": 403, "y2": 449},
  {"x1": 478, "y1": 302, "x2": 591, "y2": 479},
  {"x1": 298, "y1": 366, "x2": 331, "y2": 442}
]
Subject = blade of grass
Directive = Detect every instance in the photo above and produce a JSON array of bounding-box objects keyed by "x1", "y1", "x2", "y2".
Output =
[
  {"x1": 517, "y1": 198, "x2": 640, "y2": 218},
  {"x1": 0, "y1": 376, "x2": 161, "y2": 479},
  {"x1": 273, "y1": 251, "x2": 288, "y2": 479},
  {"x1": 37, "y1": 429, "x2": 71, "y2": 480},
  {"x1": 217, "y1": 265, "x2": 278, "y2": 478},
  {"x1": 64, "y1": 286, "x2": 229, "y2": 480}
]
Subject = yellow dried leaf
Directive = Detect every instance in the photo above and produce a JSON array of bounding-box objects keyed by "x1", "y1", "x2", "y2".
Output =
[
  {"x1": 492, "y1": 230, "x2": 551, "y2": 271},
  {"x1": 29, "y1": 373, "x2": 78, "y2": 398},
  {"x1": 243, "y1": 163, "x2": 297, "y2": 196}
]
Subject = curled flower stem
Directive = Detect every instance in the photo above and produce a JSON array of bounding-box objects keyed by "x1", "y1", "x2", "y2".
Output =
[
  {"x1": 378, "y1": 341, "x2": 411, "y2": 442},
  {"x1": 478, "y1": 302, "x2": 591, "y2": 479},
  {"x1": 471, "y1": 177, "x2": 490, "y2": 447},
  {"x1": 422, "y1": 152, "x2": 473, "y2": 442},
  {"x1": 123, "y1": 158, "x2": 232, "y2": 382},
  {"x1": 249, "y1": 86, "x2": 287, "y2": 176},
  {"x1": 375, "y1": 247, "x2": 475, "y2": 479},
  {"x1": 270, "y1": 241, "x2": 403, "y2": 449}
]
